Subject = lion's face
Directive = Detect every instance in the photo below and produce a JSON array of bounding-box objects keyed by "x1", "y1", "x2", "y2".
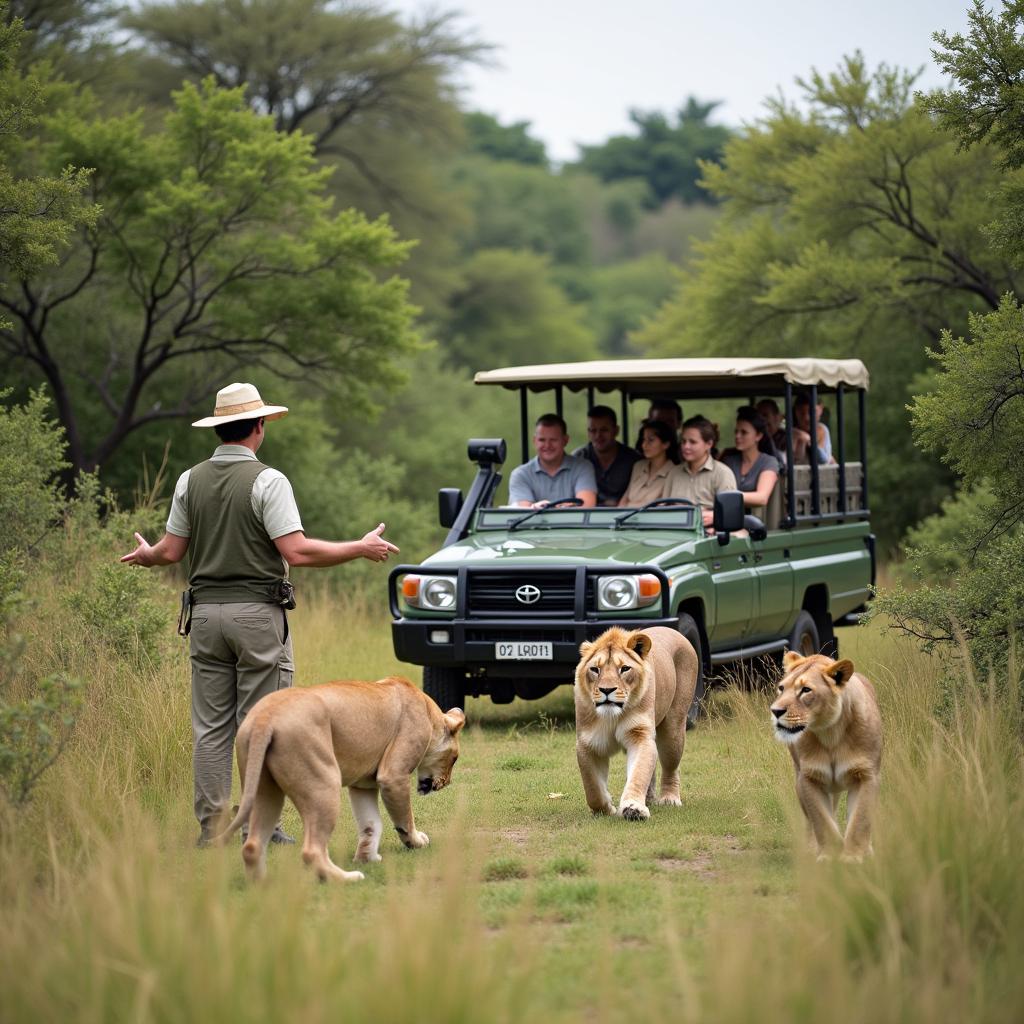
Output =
[
  {"x1": 576, "y1": 628, "x2": 652, "y2": 717},
  {"x1": 771, "y1": 652, "x2": 854, "y2": 744},
  {"x1": 417, "y1": 708, "x2": 466, "y2": 794}
]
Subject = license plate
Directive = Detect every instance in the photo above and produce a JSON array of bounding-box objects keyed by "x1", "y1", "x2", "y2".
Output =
[{"x1": 495, "y1": 641, "x2": 553, "y2": 660}]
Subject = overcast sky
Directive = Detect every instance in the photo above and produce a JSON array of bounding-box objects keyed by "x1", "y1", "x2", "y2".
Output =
[{"x1": 391, "y1": 0, "x2": 974, "y2": 162}]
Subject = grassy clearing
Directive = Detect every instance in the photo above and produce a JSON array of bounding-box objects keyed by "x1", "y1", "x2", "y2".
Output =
[{"x1": 1, "y1": 582, "x2": 1022, "y2": 1022}]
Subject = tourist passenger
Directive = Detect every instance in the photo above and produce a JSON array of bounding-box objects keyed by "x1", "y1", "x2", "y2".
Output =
[
  {"x1": 720, "y1": 407, "x2": 781, "y2": 515},
  {"x1": 508, "y1": 413, "x2": 597, "y2": 509},
  {"x1": 665, "y1": 415, "x2": 737, "y2": 527},
  {"x1": 792, "y1": 393, "x2": 834, "y2": 465},
  {"x1": 755, "y1": 398, "x2": 787, "y2": 464},
  {"x1": 572, "y1": 405, "x2": 641, "y2": 506},
  {"x1": 618, "y1": 419, "x2": 678, "y2": 507},
  {"x1": 646, "y1": 398, "x2": 683, "y2": 439}
]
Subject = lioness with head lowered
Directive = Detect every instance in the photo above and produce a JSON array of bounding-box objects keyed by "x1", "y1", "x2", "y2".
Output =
[
  {"x1": 216, "y1": 676, "x2": 465, "y2": 881},
  {"x1": 771, "y1": 651, "x2": 882, "y2": 862},
  {"x1": 575, "y1": 626, "x2": 698, "y2": 821}
]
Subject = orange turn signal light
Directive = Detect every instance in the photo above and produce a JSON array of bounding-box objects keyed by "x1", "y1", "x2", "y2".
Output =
[
  {"x1": 402, "y1": 576, "x2": 420, "y2": 600},
  {"x1": 638, "y1": 574, "x2": 661, "y2": 599}
]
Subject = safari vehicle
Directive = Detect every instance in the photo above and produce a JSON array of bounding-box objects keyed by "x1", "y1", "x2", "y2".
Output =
[{"x1": 389, "y1": 358, "x2": 874, "y2": 716}]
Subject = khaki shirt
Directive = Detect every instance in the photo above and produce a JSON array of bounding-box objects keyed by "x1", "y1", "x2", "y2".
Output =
[
  {"x1": 620, "y1": 459, "x2": 674, "y2": 506},
  {"x1": 666, "y1": 456, "x2": 737, "y2": 510}
]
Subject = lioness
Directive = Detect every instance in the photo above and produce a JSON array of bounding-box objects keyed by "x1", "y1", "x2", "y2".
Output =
[
  {"x1": 771, "y1": 651, "x2": 882, "y2": 862},
  {"x1": 575, "y1": 626, "x2": 698, "y2": 821},
  {"x1": 216, "y1": 676, "x2": 465, "y2": 882}
]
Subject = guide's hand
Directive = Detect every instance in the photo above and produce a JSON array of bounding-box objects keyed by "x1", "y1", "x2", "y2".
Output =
[
  {"x1": 362, "y1": 523, "x2": 400, "y2": 563},
  {"x1": 120, "y1": 531, "x2": 154, "y2": 567}
]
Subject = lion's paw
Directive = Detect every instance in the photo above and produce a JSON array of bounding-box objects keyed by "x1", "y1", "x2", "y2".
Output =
[
  {"x1": 407, "y1": 830, "x2": 430, "y2": 849},
  {"x1": 353, "y1": 851, "x2": 383, "y2": 864},
  {"x1": 656, "y1": 794, "x2": 683, "y2": 807},
  {"x1": 619, "y1": 801, "x2": 650, "y2": 822}
]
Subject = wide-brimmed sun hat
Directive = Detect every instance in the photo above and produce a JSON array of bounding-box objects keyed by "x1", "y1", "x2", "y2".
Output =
[{"x1": 191, "y1": 382, "x2": 289, "y2": 428}]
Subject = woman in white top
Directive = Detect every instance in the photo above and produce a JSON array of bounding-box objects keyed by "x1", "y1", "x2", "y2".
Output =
[{"x1": 619, "y1": 419, "x2": 678, "y2": 506}]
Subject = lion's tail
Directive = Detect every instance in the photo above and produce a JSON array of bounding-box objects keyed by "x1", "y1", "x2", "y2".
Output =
[{"x1": 213, "y1": 721, "x2": 273, "y2": 845}]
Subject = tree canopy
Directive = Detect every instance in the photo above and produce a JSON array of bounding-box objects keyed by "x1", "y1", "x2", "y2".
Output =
[
  {"x1": 0, "y1": 11, "x2": 94, "y2": 284},
  {"x1": 867, "y1": 2, "x2": 1024, "y2": 672},
  {"x1": 0, "y1": 76, "x2": 420, "y2": 478},
  {"x1": 635, "y1": 55, "x2": 1016, "y2": 547},
  {"x1": 463, "y1": 112, "x2": 547, "y2": 166},
  {"x1": 576, "y1": 97, "x2": 731, "y2": 206},
  {"x1": 122, "y1": 1, "x2": 487, "y2": 189}
]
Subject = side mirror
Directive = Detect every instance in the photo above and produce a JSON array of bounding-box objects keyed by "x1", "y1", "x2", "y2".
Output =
[
  {"x1": 438, "y1": 488, "x2": 464, "y2": 528},
  {"x1": 713, "y1": 490, "x2": 745, "y2": 545},
  {"x1": 467, "y1": 438, "x2": 506, "y2": 466},
  {"x1": 744, "y1": 514, "x2": 767, "y2": 542}
]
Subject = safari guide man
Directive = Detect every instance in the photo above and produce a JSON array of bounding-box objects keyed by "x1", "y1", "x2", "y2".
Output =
[{"x1": 120, "y1": 382, "x2": 399, "y2": 847}]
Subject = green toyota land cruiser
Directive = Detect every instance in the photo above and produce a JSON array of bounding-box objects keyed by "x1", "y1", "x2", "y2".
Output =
[{"x1": 389, "y1": 358, "x2": 874, "y2": 719}]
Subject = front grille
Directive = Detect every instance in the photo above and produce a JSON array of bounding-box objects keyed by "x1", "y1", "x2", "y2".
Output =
[
  {"x1": 466, "y1": 571, "x2": 578, "y2": 617},
  {"x1": 465, "y1": 628, "x2": 576, "y2": 644}
]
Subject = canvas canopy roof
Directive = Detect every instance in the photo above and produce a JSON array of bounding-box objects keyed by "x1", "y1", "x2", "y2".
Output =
[{"x1": 474, "y1": 357, "x2": 869, "y2": 397}]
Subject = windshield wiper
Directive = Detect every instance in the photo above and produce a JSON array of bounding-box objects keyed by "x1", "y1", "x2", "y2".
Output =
[
  {"x1": 508, "y1": 498, "x2": 583, "y2": 531},
  {"x1": 613, "y1": 497, "x2": 697, "y2": 529}
]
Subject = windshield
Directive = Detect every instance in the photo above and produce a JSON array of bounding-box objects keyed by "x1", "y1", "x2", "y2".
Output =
[{"x1": 476, "y1": 506, "x2": 699, "y2": 531}]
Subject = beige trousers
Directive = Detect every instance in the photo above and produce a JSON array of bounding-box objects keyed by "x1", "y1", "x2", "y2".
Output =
[{"x1": 189, "y1": 601, "x2": 294, "y2": 832}]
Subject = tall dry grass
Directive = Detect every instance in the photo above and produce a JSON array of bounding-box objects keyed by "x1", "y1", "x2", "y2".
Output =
[
  {"x1": 671, "y1": 649, "x2": 1024, "y2": 1023},
  {"x1": 1, "y1": 568, "x2": 1022, "y2": 1023}
]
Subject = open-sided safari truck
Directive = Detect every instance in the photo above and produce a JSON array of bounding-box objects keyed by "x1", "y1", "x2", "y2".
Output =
[{"x1": 389, "y1": 358, "x2": 874, "y2": 717}]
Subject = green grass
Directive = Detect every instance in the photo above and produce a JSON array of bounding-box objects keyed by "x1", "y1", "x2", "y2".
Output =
[{"x1": 1, "y1": 583, "x2": 1023, "y2": 1022}]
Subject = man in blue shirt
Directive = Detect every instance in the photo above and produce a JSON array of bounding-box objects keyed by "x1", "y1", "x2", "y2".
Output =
[{"x1": 508, "y1": 413, "x2": 597, "y2": 508}]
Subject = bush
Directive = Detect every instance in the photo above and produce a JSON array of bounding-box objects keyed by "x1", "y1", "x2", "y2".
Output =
[
  {"x1": 67, "y1": 563, "x2": 168, "y2": 667},
  {"x1": 0, "y1": 390, "x2": 82, "y2": 807},
  {"x1": 0, "y1": 673, "x2": 81, "y2": 806}
]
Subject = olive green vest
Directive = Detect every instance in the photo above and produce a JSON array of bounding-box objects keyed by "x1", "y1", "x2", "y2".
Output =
[{"x1": 186, "y1": 458, "x2": 286, "y2": 604}]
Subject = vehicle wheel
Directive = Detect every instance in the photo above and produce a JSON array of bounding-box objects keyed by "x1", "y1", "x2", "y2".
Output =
[
  {"x1": 819, "y1": 614, "x2": 838, "y2": 659},
  {"x1": 787, "y1": 611, "x2": 820, "y2": 658},
  {"x1": 677, "y1": 613, "x2": 705, "y2": 729},
  {"x1": 423, "y1": 666, "x2": 465, "y2": 712}
]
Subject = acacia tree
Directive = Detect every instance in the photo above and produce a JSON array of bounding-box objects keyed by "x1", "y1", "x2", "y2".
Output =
[
  {"x1": 0, "y1": 77, "x2": 420, "y2": 477},
  {"x1": 121, "y1": 0, "x2": 487, "y2": 200},
  {"x1": 872, "y1": 1, "x2": 1024, "y2": 670},
  {"x1": 635, "y1": 55, "x2": 1017, "y2": 547}
]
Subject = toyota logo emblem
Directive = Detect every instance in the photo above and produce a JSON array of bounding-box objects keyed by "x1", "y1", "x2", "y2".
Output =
[{"x1": 515, "y1": 584, "x2": 542, "y2": 605}]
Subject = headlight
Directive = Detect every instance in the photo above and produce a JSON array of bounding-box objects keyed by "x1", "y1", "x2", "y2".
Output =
[
  {"x1": 596, "y1": 574, "x2": 661, "y2": 611},
  {"x1": 402, "y1": 574, "x2": 457, "y2": 612}
]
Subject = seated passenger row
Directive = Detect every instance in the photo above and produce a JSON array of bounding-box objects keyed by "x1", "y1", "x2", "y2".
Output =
[{"x1": 508, "y1": 406, "x2": 782, "y2": 527}]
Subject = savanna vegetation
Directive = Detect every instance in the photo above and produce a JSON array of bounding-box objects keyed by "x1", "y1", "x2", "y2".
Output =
[
  {"x1": 1, "y1": 558, "x2": 1022, "y2": 1022},
  {"x1": 1, "y1": 0, "x2": 1023, "y2": 1020}
]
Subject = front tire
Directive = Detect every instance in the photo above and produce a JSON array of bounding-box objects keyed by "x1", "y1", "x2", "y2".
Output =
[
  {"x1": 678, "y1": 613, "x2": 705, "y2": 729},
  {"x1": 787, "y1": 611, "x2": 820, "y2": 658},
  {"x1": 422, "y1": 666, "x2": 465, "y2": 712}
]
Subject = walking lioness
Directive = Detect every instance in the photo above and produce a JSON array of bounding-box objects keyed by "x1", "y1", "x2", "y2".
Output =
[
  {"x1": 216, "y1": 676, "x2": 465, "y2": 882},
  {"x1": 574, "y1": 626, "x2": 698, "y2": 820},
  {"x1": 771, "y1": 651, "x2": 882, "y2": 861}
]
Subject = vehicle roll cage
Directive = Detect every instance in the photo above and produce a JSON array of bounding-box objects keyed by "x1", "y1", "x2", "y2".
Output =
[{"x1": 476, "y1": 359, "x2": 870, "y2": 530}]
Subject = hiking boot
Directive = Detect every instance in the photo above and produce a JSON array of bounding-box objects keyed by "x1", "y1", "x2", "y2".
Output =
[
  {"x1": 270, "y1": 826, "x2": 295, "y2": 845},
  {"x1": 240, "y1": 824, "x2": 296, "y2": 845}
]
